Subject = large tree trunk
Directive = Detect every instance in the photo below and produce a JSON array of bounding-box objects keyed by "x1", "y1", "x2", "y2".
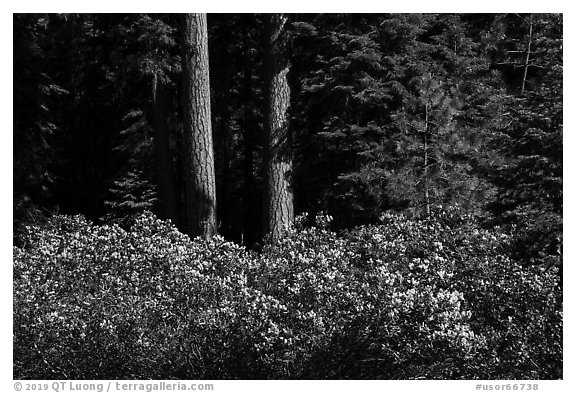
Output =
[
  {"x1": 181, "y1": 13, "x2": 217, "y2": 240},
  {"x1": 152, "y1": 73, "x2": 178, "y2": 225},
  {"x1": 263, "y1": 14, "x2": 294, "y2": 242}
]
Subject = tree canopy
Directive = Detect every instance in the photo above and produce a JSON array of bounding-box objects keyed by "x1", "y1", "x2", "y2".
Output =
[{"x1": 14, "y1": 13, "x2": 562, "y2": 261}]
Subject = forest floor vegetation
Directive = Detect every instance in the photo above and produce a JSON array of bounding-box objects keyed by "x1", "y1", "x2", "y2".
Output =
[{"x1": 13, "y1": 210, "x2": 562, "y2": 379}]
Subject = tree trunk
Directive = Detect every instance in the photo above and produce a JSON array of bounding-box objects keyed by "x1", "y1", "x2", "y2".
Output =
[
  {"x1": 152, "y1": 73, "x2": 178, "y2": 225},
  {"x1": 421, "y1": 73, "x2": 435, "y2": 217},
  {"x1": 424, "y1": 101, "x2": 431, "y2": 217},
  {"x1": 216, "y1": 84, "x2": 232, "y2": 237},
  {"x1": 241, "y1": 19, "x2": 257, "y2": 247},
  {"x1": 263, "y1": 14, "x2": 294, "y2": 242},
  {"x1": 181, "y1": 13, "x2": 217, "y2": 240},
  {"x1": 520, "y1": 14, "x2": 533, "y2": 96}
]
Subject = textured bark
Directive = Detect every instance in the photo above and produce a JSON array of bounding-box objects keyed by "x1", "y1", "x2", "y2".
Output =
[
  {"x1": 263, "y1": 14, "x2": 294, "y2": 242},
  {"x1": 152, "y1": 73, "x2": 178, "y2": 225},
  {"x1": 181, "y1": 13, "x2": 217, "y2": 240}
]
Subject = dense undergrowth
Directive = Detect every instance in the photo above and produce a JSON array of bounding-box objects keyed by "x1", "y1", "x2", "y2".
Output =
[{"x1": 13, "y1": 210, "x2": 562, "y2": 379}]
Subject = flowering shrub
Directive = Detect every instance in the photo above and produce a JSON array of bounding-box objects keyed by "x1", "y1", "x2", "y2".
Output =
[
  {"x1": 14, "y1": 211, "x2": 561, "y2": 379},
  {"x1": 339, "y1": 211, "x2": 562, "y2": 379}
]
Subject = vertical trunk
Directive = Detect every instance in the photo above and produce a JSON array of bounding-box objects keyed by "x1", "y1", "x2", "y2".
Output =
[
  {"x1": 263, "y1": 14, "x2": 294, "y2": 242},
  {"x1": 520, "y1": 15, "x2": 533, "y2": 96},
  {"x1": 216, "y1": 92, "x2": 232, "y2": 236},
  {"x1": 424, "y1": 101, "x2": 431, "y2": 217},
  {"x1": 241, "y1": 20, "x2": 257, "y2": 246},
  {"x1": 181, "y1": 13, "x2": 217, "y2": 240},
  {"x1": 152, "y1": 73, "x2": 178, "y2": 225}
]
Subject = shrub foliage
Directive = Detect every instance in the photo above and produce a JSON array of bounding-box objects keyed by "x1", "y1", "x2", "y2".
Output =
[{"x1": 14, "y1": 211, "x2": 561, "y2": 379}]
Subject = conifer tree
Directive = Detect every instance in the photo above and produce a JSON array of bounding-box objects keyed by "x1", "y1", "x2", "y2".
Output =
[
  {"x1": 263, "y1": 14, "x2": 294, "y2": 241},
  {"x1": 181, "y1": 13, "x2": 217, "y2": 240}
]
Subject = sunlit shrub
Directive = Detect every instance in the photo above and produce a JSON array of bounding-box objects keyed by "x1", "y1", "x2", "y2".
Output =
[
  {"x1": 13, "y1": 210, "x2": 561, "y2": 379},
  {"x1": 338, "y1": 209, "x2": 561, "y2": 378}
]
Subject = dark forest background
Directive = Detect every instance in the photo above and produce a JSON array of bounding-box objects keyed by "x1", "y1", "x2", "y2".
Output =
[
  {"x1": 12, "y1": 13, "x2": 564, "y2": 380},
  {"x1": 14, "y1": 13, "x2": 562, "y2": 262}
]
